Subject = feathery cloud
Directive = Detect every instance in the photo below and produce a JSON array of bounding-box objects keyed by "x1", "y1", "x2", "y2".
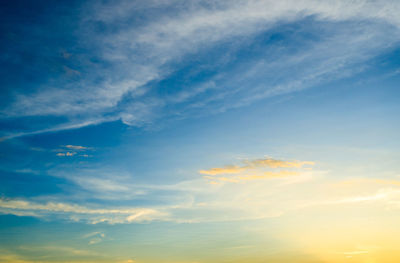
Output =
[
  {"x1": 0, "y1": 199, "x2": 166, "y2": 224},
  {"x1": 2, "y1": 0, "x2": 400, "y2": 137}
]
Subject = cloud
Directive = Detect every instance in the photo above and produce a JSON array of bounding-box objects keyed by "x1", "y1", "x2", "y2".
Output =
[
  {"x1": 63, "y1": 173, "x2": 143, "y2": 197},
  {"x1": 200, "y1": 157, "x2": 313, "y2": 185},
  {"x1": 64, "y1": 145, "x2": 90, "y2": 150},
  {"x1": 0, "y1": 118, "x2": 110, "y2": 141},
  {"x1": 238, "y1": 171, "x2": 299, "y2": 180},
  {"x1": 5, "y1": 168, "x2": 397, "y2": 225},
  {"x1": 203, "y1": 175, "x2": 241, "y2": 183},
  {"x1": 199, "y1": 165, "x2": 246, "y2": 175},
  {"x1": 55, "y1": 145, "x2": 92, "y2": 157},
  {"x1": 199, "y1": 158, "x2": 314, "y2": 175},
  {"x1": 82, "y1": 231, "x2": 105, "y2": 245},
  {"x1": 299, "y1": 188, "x2": 400, "y2": 208},
  {"x1": 0, "y1": 199, "x2": 166, "y2": 224},
  {"x1": 204, "y1": 171, "x2": 300, "y2": 183},
  {"x1": 200, "y1": 157, "x2": 313, "y2": 179},
  {"x1": 56, "y1": 152, "x2": 76, "y2": 157},
  {"x1": 2, "y1": 0, "x2": 400, "y2": 137},
  {"x1": 88, "y1": 237, "x2": 103, "y2": 245},
  {"x1": 245, "y1": 159, "x2": 315, "y2": 168},
  {"x1": 82, "y1": 231, "x2": 105, "y2": 239}
]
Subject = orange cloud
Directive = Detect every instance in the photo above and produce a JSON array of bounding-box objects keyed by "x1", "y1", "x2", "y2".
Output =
[
  {"x1": 200, "y1": 157, "x2": 313, "y2": 184},
  {"x1": 246, "y1": 159, "x2": 315, "y2": 168},
  {"x1": 199, "y1": 158, "x2": 314, "y2": 175},
  {"x1": 199, "y1": 165, "x2": 246, "y2": 175}
]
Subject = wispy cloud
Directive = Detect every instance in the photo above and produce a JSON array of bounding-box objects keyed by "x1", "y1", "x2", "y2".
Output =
[
  {"x1": 64, "y1": 145, "x2": 90, "y2": 150},
  {"x1": 200, "y1": 157, "x2": 313, "y2": 184},
  {"x1": 245, "y1": 159, "x2": 315, "y2": 169},
  {"x1": 82, "y1": 231, "x2": 104, "y2": 239},
  {"x1": 204, "y1": 171, "x2": 299, "y2": 183},
  {"x1": 0, "y1": 117, "x2": 113, "y2": 141},
  {"x1": 199, "y1": 165, "x2": 246, "y2": 175},
  {"x1": 2, "y1": 171, "x2": 398, "y2": 225},
  {"x1": 2, "y1": 0, "x2": 400, "y2": 137},
  {"x1": 0, "y1": 199, "x2": 166, "y2": 224},
  {"x1": 299, "y1": 188, "x2": 400, "y2": 209},
  {"x1": 200, "y1": 158, "x2": 314, "y2": 175},
  {"x1": 83, "y1": 231, "x2": 106, "y2": 245}
]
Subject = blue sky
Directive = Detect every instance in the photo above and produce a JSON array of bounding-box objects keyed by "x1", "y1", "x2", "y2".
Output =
[{"x1": 1, "y1": 1, "x2": 400, "y2": 262}]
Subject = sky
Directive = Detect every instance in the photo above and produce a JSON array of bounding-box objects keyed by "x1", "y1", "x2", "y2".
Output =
[{"x1": 0, "y1": 0, "x2": 400, "y2": 262}]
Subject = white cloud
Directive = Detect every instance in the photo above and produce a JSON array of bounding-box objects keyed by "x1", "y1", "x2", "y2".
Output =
[
  {"x1": 0, "y1": 199, "x2": 166, "y2": 224},
  {"x1": 82, "y1": 231, "x2": 105, "y2": 239},
  {"x1": 64, "y1": 145, "x2": 90, "y2": 150},
  {"x1": 87, "y1": 232, "x2": 105, "y2": 245},
  {"x1": 56, "y1": 152, "x2": 76, "y2": 157},
  {"x1": 2, "y1": 0, "x2": 400, "y2": 138},
  {"x1": 54, "y1": 145, "x2": 92, "y2": 157},
  {"x1": 73, "y1": 176, "x2": 131, "y2": 192}
]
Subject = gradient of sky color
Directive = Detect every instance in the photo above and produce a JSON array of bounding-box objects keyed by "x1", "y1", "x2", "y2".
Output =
[{"x1": 1, "y1": 1, "x2": 400, "y2": 262}]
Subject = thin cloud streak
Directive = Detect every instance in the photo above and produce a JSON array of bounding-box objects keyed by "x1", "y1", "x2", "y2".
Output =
[
  {"x1": 0, "y1": 199, "x2": 166, "y2": 224},
  {"x1": 199, "y1": 157, "x2": 314, "y2": 175}
]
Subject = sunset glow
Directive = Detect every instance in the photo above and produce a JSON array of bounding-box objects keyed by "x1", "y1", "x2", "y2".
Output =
[{"x1": 1, "y1": 1, "x2": 400, "y2": 262}]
